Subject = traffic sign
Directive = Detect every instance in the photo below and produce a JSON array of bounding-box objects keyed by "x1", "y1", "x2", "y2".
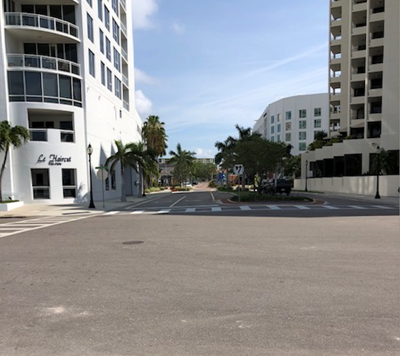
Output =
[
  {"x1": 96, "y1": 169, "x2": 108, "y2": 181},
  {"x1": 234, "y1": 164, "x2": 244, "y2": 175}
]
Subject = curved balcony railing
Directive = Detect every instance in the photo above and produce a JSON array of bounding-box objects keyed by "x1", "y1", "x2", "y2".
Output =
[
  {"x1": 8, "y1": 54, "x2": 80, "y2": 76},
  {"x1": 5, "y1": 12, "x2": 79, "y2": 39}
]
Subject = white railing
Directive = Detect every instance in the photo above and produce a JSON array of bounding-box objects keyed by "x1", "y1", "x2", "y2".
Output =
[
  {"x1": 122, "y1": 74, "x2": 129, "y2": 87},
  {"x1": 120, "y1": 0, "x2": 126, "y2": 10},
  {"x1": 5, "y1": 12, "x2": 79, "y2": 39},
  {"x1": 121, "y1": 47, "x2": 128, "y2": 61},
  {"x1": 123, "y1": 100, "x2": 129, "y2": 111},
  {"x1": 8, "y1": 54, "x2": 80, "y2": 76}
]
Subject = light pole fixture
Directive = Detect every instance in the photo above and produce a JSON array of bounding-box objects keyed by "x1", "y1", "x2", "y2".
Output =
[
  {"x1": 87, "y1": 144, "x2": 96, "y2": 208},
  {"x1": 305, "y1": 160, "x2": 308, "y2": 192},
  {"x1": 375, "y1": 145, "x2": 381, "y2": 199}
]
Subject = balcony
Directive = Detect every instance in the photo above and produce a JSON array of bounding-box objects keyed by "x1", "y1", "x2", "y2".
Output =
[
  {"x1": 121, "y1": 47, "x2": 128, "y2": 62},
  {"x1": 122, "y1": 74, "x2": 129, "y2": 87},
  {"x1": 331, "y1": 0, "x2": 343, "y2": 8},
  {"x1": 5, "y1": 12, "x2": 79, "y2": 42},
  {"x1": 30, "y1": 128, "x2": 74, "y2": 143},
  {"x1": 7, "y1": 54, "x2": 80, "y2": 76}
]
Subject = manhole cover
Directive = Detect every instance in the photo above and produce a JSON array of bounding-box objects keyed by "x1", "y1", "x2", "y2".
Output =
[{"x1": 122, "y1": 241, "x2": 144, "y2": 245}]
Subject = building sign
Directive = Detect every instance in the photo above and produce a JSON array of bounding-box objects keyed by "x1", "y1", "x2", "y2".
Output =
[{"x1": 36, "y1": 154, "x2": 72, "y2": 166}]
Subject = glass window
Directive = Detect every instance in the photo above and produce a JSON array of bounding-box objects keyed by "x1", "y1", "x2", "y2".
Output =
[
  {"x1": 314, "y1": 108, "x2": 321, "y2": 117},
  {"x1": 8, "y1": 72, "x2": 24, "y2": 95},
  {"x1": 271, "y1": 126, "x2": 275, "y2": 134},
  {"x1": 285, "y1": 111, "x2": 292, "y2": 120},
  {"x1": 101, "y1": 62, "x2": 105, "y2": 85},
  {"x1": 99, "y1": 29, "x2": 104, "y2": 53},
  {"x1": 62, "y1": 169, "x2": 76, "y2": 198},
  {"x1": 25, "y1": 71, "x2": 42, "y2": 95},
  {"x1": 285, "y1": 122, "x2": 291, "y2": 131},
  {"x1": 112, "y1": 19, "x2": 120, "y2": 44},
  {"x1": 285, "y1": 133, "x2": 291, "y2": 141},
  {"x1": 299, "y1": 132, "x2": 307, "y2": 140},
  {"x1": 112, "y1": 0, "x2": 118, "y2": 15},
  {"x1": 59, "y1": 75, "x2": 72, "y2": 98},
  {"x1": 299, "y1": 109, "x2": 307, "y2": 118},
  {"x1": 113, "y1": 48, "x2": 120, "y2": 71},
  {"x1": 63, "y1": 5, "x2": 76, "y2": 24},
  {"x1": 277, "y1": 113, "x2": 281, "y2": 122},
  {"x1": 89, "y1": 50, "x2": 95, "y2": 77},
  {"x1": 277, "y1": 135, "x2": 281, "y2": 142},
  {"x1": 114, "y1": 77, "x2": 121, "y2": 99},
  {"x1": 104, "y1": 6, "x2": 110, "y2": 30},
  {"x1": 87, "y1": 0, "x2": 92, "y2": 6},
  {"x1": 299, "y1": 142, "x2": 307, "y2": 151},
  {"x1": 107, "y1": 68, "x2": 112, "y2": 91},
  {"x1": 314, "y1": 119, "x2": 322, "y2": 128},
  {"x1": 98, "y1": 0, "x2": 103, "y2": 20},
  {"x1": 299, "y1": 120, "x2": 307, "y2": 129},
  {"x1": 87, "y1": 13, "x2": 94, "y2": 42},
  {"x1": 73, "y1": 78, "x2": 82, "y2": 102},
  {"x1": 105, "y1": 38, "x2": 111, "y2": 60},
  {"x1": 31, "y1": 169, "x2": 50, "y2": 199},
  {"x1": 277, "y1": 124, "x2": 281, "y2": 133},
  {"x1": 271, "y1": 115, "x2": 275, "y2": 124},
  {"x1": 111, "y1": 170, "x2": 116, "y2": 190},
  {"x1": 43, "y1": 73, "x2": 58, "y2": 97}
]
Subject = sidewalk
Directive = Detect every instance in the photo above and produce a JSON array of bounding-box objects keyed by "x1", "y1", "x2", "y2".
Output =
[{"x1": 0, "y1": 192, "x2": 168, "y2": 218}]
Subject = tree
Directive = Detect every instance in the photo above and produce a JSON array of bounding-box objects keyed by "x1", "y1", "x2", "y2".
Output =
[
  {"x1": 141, "y1": 115, "x2": 168, "y2": 187},
  {"x1": 105, "y1": 140, "x2": 156, "y2": 202},
  {"x1": 0, "y1": 121, "x2": 30, "y2": 201},
  {"x1": 168, "y1": 143, "x2": 196, "y2": 186}
]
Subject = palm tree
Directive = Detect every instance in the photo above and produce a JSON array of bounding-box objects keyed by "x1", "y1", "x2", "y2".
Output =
[
  {"x1": 168, "y1": 143, "x2": 195, "y2": 186},
  {"x1": 105, "y1": 140, "x2": 154, "y2": 202},
  {"x1": 0, "y1": 121, "x2": 30, "y2": 201},
  {"x1": 142, "y1": 115, "x2": 168, "y2": 187}
]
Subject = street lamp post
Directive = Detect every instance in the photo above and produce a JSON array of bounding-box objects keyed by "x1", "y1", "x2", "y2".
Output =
[
  {"x1": 375, "y1": 146, "x2": 381, "y2": 199},
  {"x1": 305, "y1": 160, "x2": 308, "y2": 192},
  {"x1": 87, "y1": 144, "x2": 96, "y2": 208}
]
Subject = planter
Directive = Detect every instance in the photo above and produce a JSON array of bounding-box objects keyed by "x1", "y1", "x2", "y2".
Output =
[{"x1": 0, "y1": 201, "x2": 24, "y2": 212}]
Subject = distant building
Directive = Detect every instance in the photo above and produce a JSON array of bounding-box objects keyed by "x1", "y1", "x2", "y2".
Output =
[
  {"x1": 253, "y1": 94, "x2": 329, "y2": 156},
  {"x1": 0, "y1": 0, "x2": 142, "y2": 204}
]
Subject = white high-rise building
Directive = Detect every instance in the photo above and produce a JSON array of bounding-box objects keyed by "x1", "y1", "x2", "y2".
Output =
[
  {"x1": 253, "y1": 94, "x2": 330, "y2": 156},
  {"x1": 0, "y1": 0, "x2": 143, "y2": 204},
  {"x1": 298, "y1": 0, "x2": 399, "y2": 196}
]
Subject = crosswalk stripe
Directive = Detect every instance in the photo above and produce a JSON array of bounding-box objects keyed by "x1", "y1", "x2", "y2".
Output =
[
  {"x1": 240, "y1": 206, "x2": 251, "y2": 211},
  {"x1": 130, "y1": 210, "x2": 144, "y2": 214},
  {"x1": 322, "y1": 205, "x2": 339, "y2": 209},
  {"x1": 185, "y1": 208, "x2": 196, "y2": 213},
  {"x1": 371, "y1": 205, "x2": 392, "y2": 209},
  {"x1": 294, "y1": 205, "x2": 310, "y2": 210},
  {"x1": 104, "y1": 211, "x2": 118, "y2": 215},
  {"x1": 158, "y1": 209, "x2": 170, "y2": 214},
  {"x1": 212, "y1": 207, "x2": 222, "y2": 212},
  {"x1": 348, "y1": 205, "x2": 367, "y2": 209},
  {"x1": 266, "y1": 205, "x2": 281, "y2": 210}
]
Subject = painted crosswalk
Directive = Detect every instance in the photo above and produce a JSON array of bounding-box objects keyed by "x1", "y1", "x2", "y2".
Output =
[
  {"x1": 107, "y1": 204, "x2": 398, "y2": 216},
  {"x1": 0, "y1": 215, "x2": 93, "y2": 238}
]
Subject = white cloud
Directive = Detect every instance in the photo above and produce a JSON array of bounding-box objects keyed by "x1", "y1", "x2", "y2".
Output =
[
  {"x1": 135, "y1": 90, "x2": 153, "y2": 118},
  {"x1": 172, "y1": 22, "x2": 185, "y2": 34},
  {"x1": 131, "y1": 0, "x2": 158, "y2": 30},
  {"x1": 135, "y1": 67, "x2": 157, "y2": 85},
  {"x1": 195, "y1": 148, "x2": 215, "y2": 158}
]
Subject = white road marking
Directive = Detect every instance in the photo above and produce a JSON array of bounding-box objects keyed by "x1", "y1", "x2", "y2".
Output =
[
  {"x1": 266, "y1": 205, "x2": 281, "y2": 210},
  {"x1": 240, "y1": 206, "x2": 251, "y2": 211},
  {"x1": 185, "y1": 208, "x2": 196, "y2": 213},
  {"x1": 371, "y1": 205, "x2": 392, "y2": 209},
  {"x1": 322, "y1": 205, "x2": 339, "y2": 209},
  {"x1": 348, "y1": 205, "x2": 367, "y2": 209},
  {"x1": 170, "y1": 196, "x2": 186, "y2": 207},
  {"x1": 130, "y1": 210, "x2": 144, "y2": 214},
  {"x1": 294, "y1": 205, "x2": 310, "y2": 210},
  {"x1": 158, "y1": 209, "x2": 170, "y2": 214},
  {"x1": 104, "y1": 211, "x2": 118, "y2": 215},
  {"x1": 212, "y1": 207, "x2": 222, "y2": 212}
]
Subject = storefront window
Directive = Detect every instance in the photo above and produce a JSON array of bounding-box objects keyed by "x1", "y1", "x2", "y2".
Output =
[
  {"x1": 31, "y1": 169, "x2": 50, "y2": 199},
  {"x1": 62, "y1": 169, "x2": 76, "y2": 198}
]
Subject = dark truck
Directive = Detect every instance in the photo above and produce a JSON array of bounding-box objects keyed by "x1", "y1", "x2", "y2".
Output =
[{"x1": 261, "y1": 177, "x2": 292, "y2": 196}]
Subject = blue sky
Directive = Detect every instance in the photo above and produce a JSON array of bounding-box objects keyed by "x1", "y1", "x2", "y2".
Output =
[{"x1": 131, "y1": 0, "x2": 330, "y2": 158}]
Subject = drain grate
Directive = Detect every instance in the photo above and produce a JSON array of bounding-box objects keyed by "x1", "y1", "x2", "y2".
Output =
[{"x1": 122, "y1": 241, "x2": 144, "y2": 245}]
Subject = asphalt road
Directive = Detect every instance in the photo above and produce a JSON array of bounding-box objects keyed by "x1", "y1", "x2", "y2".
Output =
[{"x1": 1, "y1": 212, "x2": 399, "y2": 356}]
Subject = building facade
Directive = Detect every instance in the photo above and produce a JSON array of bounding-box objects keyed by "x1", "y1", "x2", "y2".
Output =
[
  {"x1": 253, "y1": 94, "x2": 330, "y2": 156},
  {"x1": 0, "y1": 0, "x2": 143, "y2": 204},
  {"x1": 296, "y1": 0, "x2": 399, "y2": 196}
]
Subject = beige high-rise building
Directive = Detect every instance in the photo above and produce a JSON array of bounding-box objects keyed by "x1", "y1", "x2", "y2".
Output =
[{"x1": 298, "y1": 0, "x2": 399, "y2": 196}]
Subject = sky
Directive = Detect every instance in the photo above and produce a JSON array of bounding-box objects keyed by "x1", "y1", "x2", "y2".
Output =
[{"x1": 131, "y1": 0, "x2": 330, "y2": 158}]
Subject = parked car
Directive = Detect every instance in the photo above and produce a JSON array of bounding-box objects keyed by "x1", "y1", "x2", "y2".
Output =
[{"x1": 261, "y1": 177, "x2": 291, "y2": 195}]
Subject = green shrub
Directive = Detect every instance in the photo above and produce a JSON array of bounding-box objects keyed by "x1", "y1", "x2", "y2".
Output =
[
  {"x1": 230, "y1": 192, "x2": 312, "y2": 202},
  {"x1": 208, "y1": 180, "x2": 217, "y2": 188}
]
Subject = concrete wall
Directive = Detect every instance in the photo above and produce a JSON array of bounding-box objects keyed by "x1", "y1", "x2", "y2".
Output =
[{"x1": 294, "y1": 175, "x2": 400, "y2": 197}]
